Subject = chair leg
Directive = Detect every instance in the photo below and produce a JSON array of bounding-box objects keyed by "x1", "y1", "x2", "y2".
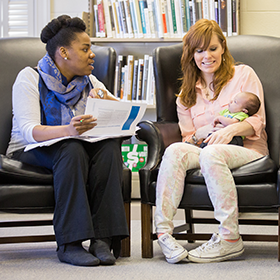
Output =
[
  {"x1": 120, "y1": 202, "x2": 131, "y2": 257},
  {"x1": 278, "y1": 207, "x2": 280, "y2": 262},
  {"x1": 141, "y1": 203, "x2": 153, "y2": 258},
  {"x1": 185, "y1": 209, "x2": 195, "y2": 243}
]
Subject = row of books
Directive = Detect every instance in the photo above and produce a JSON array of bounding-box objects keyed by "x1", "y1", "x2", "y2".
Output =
[
  {"x1": 114, "y1": 54, "x2": 155, "y2": 105},
  {"x1": 85, "y1": 0, "x2": 239, "y2": 39}
]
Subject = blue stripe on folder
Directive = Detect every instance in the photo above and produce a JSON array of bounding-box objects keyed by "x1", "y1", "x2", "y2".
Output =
[{"x1": 122, "y1": 106, "x2": 140, "y2": 130}]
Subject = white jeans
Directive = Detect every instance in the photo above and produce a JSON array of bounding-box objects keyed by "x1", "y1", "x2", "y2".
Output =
[{"x1": 154, "y1": 143, "x2": 263, "y2": 239}]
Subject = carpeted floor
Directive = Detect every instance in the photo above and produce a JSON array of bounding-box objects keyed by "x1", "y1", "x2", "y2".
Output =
[{"x1": 0, "y1": 208, "x2": 280, "y2": 280}]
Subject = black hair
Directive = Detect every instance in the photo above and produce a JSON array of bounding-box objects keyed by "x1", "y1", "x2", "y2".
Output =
[
  {"x1": 244, "y1": 92, "x2": 261, "y2": 116},
  {"x1": 40, "y1": 15, "x2": 86, "y2": 60}
]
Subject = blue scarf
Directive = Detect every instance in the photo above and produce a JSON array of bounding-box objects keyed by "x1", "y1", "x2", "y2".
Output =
[{"x1": 37, "y1": 53, "x2": 93, "y2": 125}]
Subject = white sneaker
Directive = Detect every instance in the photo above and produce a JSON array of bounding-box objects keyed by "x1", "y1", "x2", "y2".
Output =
[
  {"x1": 188, "y1": 233, "x2": 244, "y2": 263},
  {"x1": 158, "y1": 233, "x2": 188, "y2": 264}
]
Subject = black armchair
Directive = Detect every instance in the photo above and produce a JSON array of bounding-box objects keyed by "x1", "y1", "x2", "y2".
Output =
[
  {"x1": 136, "y1": 35, "x2": 280, "y2": 261},
  {"x1": 0, "y1": 37, "x2": 131, "y2": 257}
]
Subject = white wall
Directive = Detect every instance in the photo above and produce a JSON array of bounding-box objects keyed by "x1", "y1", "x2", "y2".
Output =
[
  {"x1": 240, "y1": 0, "x2": 280, "y2": 37},
  {"x1": 50, "y1": 0, "x2": 88, "y2": 19}
]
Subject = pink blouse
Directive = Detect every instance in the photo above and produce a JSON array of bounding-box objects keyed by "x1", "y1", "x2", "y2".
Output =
[{"x1": 176, "y1": 64, "x2": 268, "y2": 156}]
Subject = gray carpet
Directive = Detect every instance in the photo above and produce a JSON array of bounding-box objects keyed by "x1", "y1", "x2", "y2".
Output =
[{"x1": 1, "y1": 215, "x2": 280, "y2": 280}]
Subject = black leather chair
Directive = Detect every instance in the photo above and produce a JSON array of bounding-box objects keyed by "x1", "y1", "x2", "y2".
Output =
[
  {"x1": 0, "y1": 37, "x2": 131, "y2": 257},
  {"x1": 136, "y1": 35, "x2": 280, "y2": 261}
]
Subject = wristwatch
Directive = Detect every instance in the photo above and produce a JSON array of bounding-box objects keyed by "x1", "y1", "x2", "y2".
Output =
[{"x1": 192, "y1": 134, "x2": 198, "y2": 145}]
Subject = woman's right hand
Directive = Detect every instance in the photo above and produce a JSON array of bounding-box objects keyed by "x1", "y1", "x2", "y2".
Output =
[{"x1": 68, "y1": 114, "x2": 97, "y2": 136}]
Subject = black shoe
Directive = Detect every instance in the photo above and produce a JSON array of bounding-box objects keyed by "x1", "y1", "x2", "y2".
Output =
[
  {"x1": 57, "y1": 242, "x2": 100, "y2": 266},
  {"x1": 89, "y1": 238, "x2": 116, "y2": 265}
]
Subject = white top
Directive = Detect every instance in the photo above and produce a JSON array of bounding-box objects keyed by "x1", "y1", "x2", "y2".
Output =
[{"x1": 6, "y1": 66, "x2": 114, "y2": 156}]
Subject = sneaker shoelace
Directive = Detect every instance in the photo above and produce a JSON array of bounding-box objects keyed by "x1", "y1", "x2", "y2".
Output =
[
  {"x1": 165, "y1": 236, "x2": 180, "y2": 249},
  {"x1": 197, "y1": 234, "x2": 221, "y2": 252}
]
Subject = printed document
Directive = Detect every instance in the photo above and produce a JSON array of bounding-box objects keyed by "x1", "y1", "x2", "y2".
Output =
[{"x1": 24, "y1": 99, "x2": 147, "y2": 152}]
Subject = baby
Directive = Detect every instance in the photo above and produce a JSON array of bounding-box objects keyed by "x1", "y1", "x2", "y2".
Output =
[{"x1": 200, "y1": 91, "x2": 261, "y2": 148}]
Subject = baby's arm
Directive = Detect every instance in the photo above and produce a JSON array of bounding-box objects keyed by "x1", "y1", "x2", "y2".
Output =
[{"x1": 213, "y1": 115, "x2": 240, "y2": 127}]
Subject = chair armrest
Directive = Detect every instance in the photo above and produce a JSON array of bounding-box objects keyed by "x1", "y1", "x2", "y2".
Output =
[{"x1": 136, "y1": 120, "x2": 182, "y2": 170}]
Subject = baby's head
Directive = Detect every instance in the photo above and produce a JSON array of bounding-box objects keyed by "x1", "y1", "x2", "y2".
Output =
[{"x1": 228, "y1": 92, "x2": 261, "y2": 116}]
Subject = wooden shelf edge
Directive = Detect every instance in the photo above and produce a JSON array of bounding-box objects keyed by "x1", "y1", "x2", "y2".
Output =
[{"x1": 90, "y1": 38, "x2": 183, "y2": 43}]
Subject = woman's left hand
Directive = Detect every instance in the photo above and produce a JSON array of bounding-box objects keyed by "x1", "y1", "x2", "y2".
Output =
[{"x1": 89, "y1": 88, "x2": 108, "y2": 99}]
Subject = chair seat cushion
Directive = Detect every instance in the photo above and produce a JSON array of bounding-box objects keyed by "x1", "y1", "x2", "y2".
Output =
[{"x1": 0, "y1": 155, "x2": 53, "y2": 185}]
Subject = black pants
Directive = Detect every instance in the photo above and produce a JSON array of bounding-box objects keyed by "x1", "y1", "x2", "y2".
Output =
[{"x1": 12, "y1": 138, "x2": 129, "y2": 246}]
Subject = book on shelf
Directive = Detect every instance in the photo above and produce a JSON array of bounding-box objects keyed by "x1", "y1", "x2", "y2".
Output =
[
  {"x1": 174, "y1": 0, "x2": 183, "y2": 37},
  {"x1": 103, "y1": 0, "x2": 113, "y2": 37},
  {"x1": 146, "y1": 55, "x2": 155, "y2": 104},
  {"x1": 202, "y1": 0, "x2": 210, "y2": 20},
  {"x1": 153, "y1": 0, "x2": 164, "y2": 38},
  {"x1": 108, "y1": 0, "x2": 116, "y2": 37},
  {"x1": 111, "y1": 0, "x2": 121, "y2": 37},
  {"x1": 138, "y1": 0, "x2": 148, "y2": 37},
  {"x1": 146, "y1": 0, "x2": 156, "y2": 38},
  {"x1": 126, "y1": 55, "x2": 135, "y2": 100},
  {"x1": 232, "y1": 0, "x2": 239, "y2": 36},
  {"x1": 136, "y1": 58, "x2": 144, "y2": 101},
  {"x1": 144, "y1": 7, "x2": 152, "y2": 38},
  {"x1": 129, "y1": 0, "x2": 138, "y2": 36},
  {"x1": 97, "y1": 0, "x2": 106, "y2": 37},
  {"x1": 170, "y1": 0, "x2": 178, "y2": 36},
  {"x1": 161, "y1": 0, "x2": 169, "y2": 37},
  {"x1": 227, "y1": 0, "x2": 232, "y2": 36},
  {"x1": 131, "y1": 0, "x2": 144, "y2": 37},
  {"x1": 141, "y1": 54, "x2": 150, "y2": 101},
  {"x1": 115, "y1": 55, "x2": 127, "y2": 98},
  {"x1": 119, "y1": 0, "x2": 130, "y2": 37},
  {"x1": 218, "y1": 0, "x2": 227, "y2": 36},
  {"x1": 123, "y1": 0, "x2": 134, "y2": 38},
  {"x1": 131, "y1": 59, "x2": 139, "y2": 100}
]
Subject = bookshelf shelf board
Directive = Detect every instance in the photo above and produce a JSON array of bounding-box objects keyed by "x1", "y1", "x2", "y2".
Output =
[{"x1": 90, "y1": 38, "x2": 183, "y2": 43}]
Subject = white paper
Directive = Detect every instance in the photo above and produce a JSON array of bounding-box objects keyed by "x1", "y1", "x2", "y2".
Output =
[
  {"x1": 24, "y1": 99, "x2": 147, "y2": 152},
  {"x1": 83, "y1": 98, "x2": 147, "y2": 136}
]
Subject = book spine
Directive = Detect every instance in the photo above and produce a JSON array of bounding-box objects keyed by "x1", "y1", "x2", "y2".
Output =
[
  {"x1": 147, "y1": 0, "x2": 156, "y2": 38},
  {"x1": 136, "y1": 58, "x2": 144, "y2": 101},
  {"x1": 227, "y1": 0, "x2": 232, "y2": 36},
  {"x1": 127, "y1": 55, "x2": 134, "y2": 100},
  {"x1": 166, "y1": 0, "x2": 174, "y2": 37},
  {"x1": 218, "y1": 0, "x2": 227, "y2": 36},
  {"x1": 134, "y1": 0, "x2": 144, "y2": 37},
  {"x1": 161, "y1": 0, "x2": 169, "y2": 36},
  {"x1": 97, "y1": 0, "x2": 106, "y2": 37},
  {"x1": 179, "y1": 0, "x2": 188, "y2": 35},
  {"x1": 196, "y1": 0, "x2": 202, "y2": 21},
  {"x1": 202, "y1": 0, "x2": 210, "y2": 19},
  {"x1": 94, "y1": 4, "x2": 101, "y2": 37},
  {"x1": 209, "y1": 0, "x2": 215, "y2": 20},
  {"x1": 141, "y1": 54, "x2": 150, "y2": 101},
  {"x1": 189, "y1": 0, "x2": 194, "y2": 26},
  {"x1": 116, "y1": 0, "x2": 125, "y2": 37},
  {"x1": 119, "y1": 0, "x2": 129, "y2": 37},
  {"x1": 124, "y1": 0, "x2": 135, "y2": 37},
  {"x1": 184, "y1": 0, "x2": 191, "y2": 30},
  {"x1": 174, "y1": 0, "x2": 182, "y2": 37},
  {"x1": 170, "y1": 0, "x2": 177, "y2": 35},
  {"x1": 129, "y1": 0, "x2": 139, "y2": 37},
  {"x1": 108, "y1": 0, "x2": 116, "y2": 37},
  {"x1": 146, "y1": 56, "x2": 155, "y2": 104},
  {"x1": 103, "y1": 0, "x2": 113, "y2": 37},
  {"x1": 131, "y1": 59, "x2": 139, "y2": 100},
  {"x1": 112, "y1": 0, "x2": 121, "y2": 37},
  {"x1": 154, "y1": 0, "x2": 164, "y2": 38},
  {"x1": 138, "y1": 0, "x2": 148, "y2": 36}
]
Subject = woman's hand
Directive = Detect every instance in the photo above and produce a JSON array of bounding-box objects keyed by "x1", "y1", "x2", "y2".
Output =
[
  {"x1": 89, "y1": 88, "x2": 108, "y2": 99},
  {"x1": 67, "y1": 114, "x2": 97, "y2": 136}
]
